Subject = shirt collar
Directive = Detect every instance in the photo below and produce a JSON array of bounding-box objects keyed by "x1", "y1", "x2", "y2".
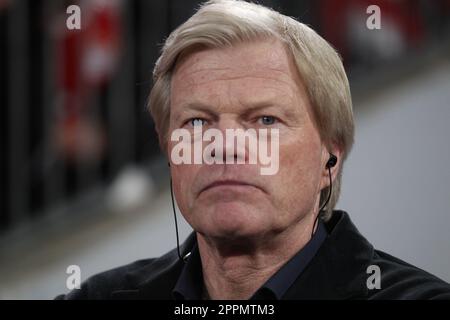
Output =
[
  {"x1": 172, "y1": 221, "x2": 328, "y2": 300},
  {"x1": 253, "y1": 221, "x2": 327, "y2": 299}
]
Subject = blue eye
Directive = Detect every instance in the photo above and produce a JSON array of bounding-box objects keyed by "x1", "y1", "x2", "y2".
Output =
[
  {"x1": 260, "y1": 115, "x2": 276, "y2": 125},
  {"x1": 190, "y1": 118, "x2": 206, "y2": 127}
]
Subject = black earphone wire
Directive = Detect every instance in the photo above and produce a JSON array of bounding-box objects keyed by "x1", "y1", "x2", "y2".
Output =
[
  {"x1": 170, "y1": 178, "x2": 184, "y2": 261},
  {"x1": 311, "y1": 165, "x2": 333, "y2": 239}
]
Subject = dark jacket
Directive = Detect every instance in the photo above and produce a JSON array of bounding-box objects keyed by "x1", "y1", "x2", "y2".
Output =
[{"x1": 56, "y1": 211, "x2": 450, "y2": 300}]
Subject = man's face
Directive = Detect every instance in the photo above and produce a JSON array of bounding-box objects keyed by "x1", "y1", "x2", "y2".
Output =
[{"x1": 168, "y1": 38, "x2": 330, "y2": 241}]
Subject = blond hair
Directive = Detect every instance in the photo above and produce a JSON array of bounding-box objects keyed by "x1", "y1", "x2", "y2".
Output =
[{"x1": 148, "y1": 0, "x2": 354, "y2": 220}]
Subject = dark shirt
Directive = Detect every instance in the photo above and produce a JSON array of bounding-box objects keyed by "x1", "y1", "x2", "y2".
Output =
[{"x1": 172, "y1": 221, "x2": 327, "y2": 300}]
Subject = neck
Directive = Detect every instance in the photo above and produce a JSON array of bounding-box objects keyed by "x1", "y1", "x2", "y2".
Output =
[{"x1": 197, "y1": 212, "x2": 316, "y2": 300}]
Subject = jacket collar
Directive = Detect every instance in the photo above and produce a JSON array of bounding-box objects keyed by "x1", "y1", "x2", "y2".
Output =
[
  {"x1": 282, "y1": 211, "x2": 373, "y2": 299},
  {"x1": 110, "y1": 234, "x2": 196, "y2": 300},
  {"x1": 111, "y1": 211, "x2": 373, "y2": 300}
]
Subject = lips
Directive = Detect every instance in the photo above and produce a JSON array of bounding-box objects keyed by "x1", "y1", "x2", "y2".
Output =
[{"x1": 200, "y1": 179, "x2": 260, "y2": 194}]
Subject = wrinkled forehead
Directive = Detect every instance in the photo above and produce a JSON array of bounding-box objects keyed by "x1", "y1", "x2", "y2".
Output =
[
  {"x1": 170, "y1": 40, "x2": 308, "y2": 108},
  {"x1": 171, "y1": 38, "x2": 300, "y2": 84}
]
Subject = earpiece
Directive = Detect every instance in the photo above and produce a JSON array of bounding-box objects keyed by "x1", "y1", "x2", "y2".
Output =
[
  {"x1": 311, "y1": 153, "x2": 338, "y2": 239},
  {"x1": 326, "y1": 153, "x2": 337, "y2": 169}
]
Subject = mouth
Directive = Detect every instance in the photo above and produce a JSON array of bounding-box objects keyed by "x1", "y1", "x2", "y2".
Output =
[{"x1": 200, "y1": 180, "x2": 260, "y2": 194}]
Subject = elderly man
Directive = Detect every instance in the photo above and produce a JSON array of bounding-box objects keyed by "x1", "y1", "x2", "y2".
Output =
[{"x1": 58, "y1": 0, "x2": 450, "y2": 300}]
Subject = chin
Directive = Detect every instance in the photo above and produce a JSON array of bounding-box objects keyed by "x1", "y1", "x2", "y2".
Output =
[
  {"x1": 203, "y1": 226, "x2": 265, "y2": 242},
  {"x1": 198, "y1": 203, "x2": 268, "y2": 239}
]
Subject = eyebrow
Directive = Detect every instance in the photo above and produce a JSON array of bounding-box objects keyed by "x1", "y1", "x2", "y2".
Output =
[
  {"x1": 240, "y1": 101, "x2": 302, "y2": 120},
  {"x1": 173, "y1": 102, "x2": 218, "y2": 123}
]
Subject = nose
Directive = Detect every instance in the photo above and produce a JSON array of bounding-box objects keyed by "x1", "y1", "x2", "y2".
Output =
[{"x1": 208, "y1": 118, "x2": 251, "y2": 164}]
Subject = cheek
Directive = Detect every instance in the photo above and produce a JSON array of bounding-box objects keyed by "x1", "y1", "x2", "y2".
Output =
[
  {"x1": 274, "y1": 135, "x2": 322, "y2": 207},
  {"x1": 171, "y1": 165, "x2": 199, "y2": 214}
]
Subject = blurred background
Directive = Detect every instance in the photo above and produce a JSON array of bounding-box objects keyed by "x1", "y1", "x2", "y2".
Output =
[{"x1": 0, "y1": 0, "x2": 450, "y2": 299}]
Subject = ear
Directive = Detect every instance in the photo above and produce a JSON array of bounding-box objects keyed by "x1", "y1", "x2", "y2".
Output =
[{"x1": 320, "y1": 144, "x2": 343, "y2": 189}]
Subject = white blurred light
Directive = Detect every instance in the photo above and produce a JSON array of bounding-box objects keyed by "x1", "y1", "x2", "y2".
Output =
[{"x1": 106, "y1": 166, "x2": 155, "y2": 214}]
